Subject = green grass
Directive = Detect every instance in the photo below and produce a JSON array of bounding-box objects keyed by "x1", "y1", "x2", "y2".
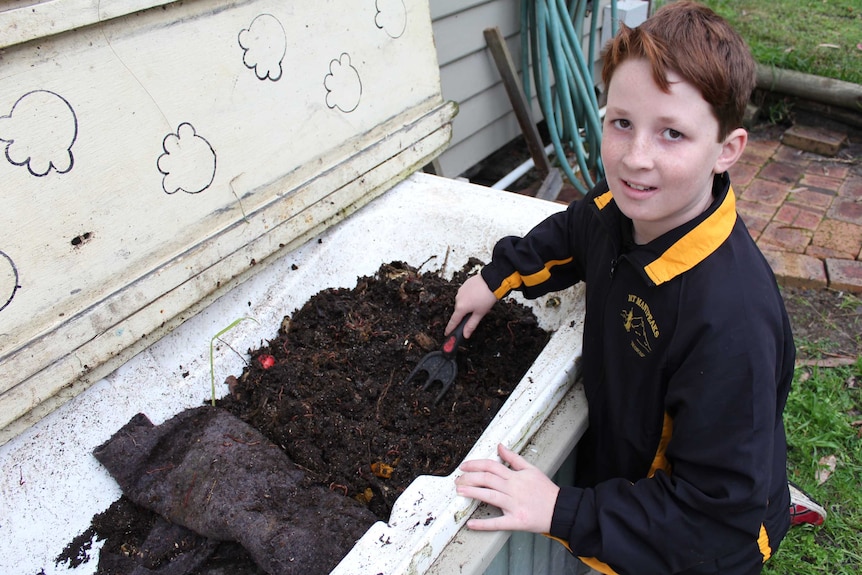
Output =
[
  {"x1": 765, "y1": 358, "x2": 862, "y2": 574},
  {"x1": 666, "y1": 0, "x2": 862, "y2": 84}
]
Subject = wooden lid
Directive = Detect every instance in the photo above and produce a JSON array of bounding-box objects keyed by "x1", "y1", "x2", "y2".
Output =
[{"x1": 0, "y1": 0, "x2": 456, "y2": 441}]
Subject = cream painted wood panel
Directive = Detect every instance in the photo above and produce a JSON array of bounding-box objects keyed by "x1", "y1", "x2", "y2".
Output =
[
  {"x1": 0, "y1": 0, "x2": 455, "y2": 440},
  {"x1": 0, "y1": 0, "x2": 176, "y2": 48}
]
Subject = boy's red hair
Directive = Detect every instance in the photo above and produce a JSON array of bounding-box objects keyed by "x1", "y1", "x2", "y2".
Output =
[{"x1": 601, "y1": 1, "x2": 756, "y2": 141}]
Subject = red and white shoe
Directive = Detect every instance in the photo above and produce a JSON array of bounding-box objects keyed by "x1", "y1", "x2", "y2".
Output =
[{"x1": 789, "y1": 482, "x2": 827, "y2": 527}]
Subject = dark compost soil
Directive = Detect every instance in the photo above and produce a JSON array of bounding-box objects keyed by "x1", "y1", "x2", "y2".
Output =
[
  {"x1": 56, "y1": 260, "x2": 552, "y2": 575},
  {"x1": 215, "y1": 260, "x2": 550, "y2": 519}
]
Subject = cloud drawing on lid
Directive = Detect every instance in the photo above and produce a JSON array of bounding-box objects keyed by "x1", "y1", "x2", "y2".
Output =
[
  {"x1": 238, "y1": 14, "x2": 287, "y2": 81},
  {"x1": 157, "y1": 123, "x2": 216, "y2": 195},
  {"x1": 324, "y1": 53, "x2": 362, "y2": 113},
  {"x1": 375, "y1": 0, "x2": 407, "y2": 39},
  {"x1": 0, "y1": 250, "x2": 20, "y2": 313},
  {"x1": 0, "y1": 90, "x2": 77, "y2": 177}
]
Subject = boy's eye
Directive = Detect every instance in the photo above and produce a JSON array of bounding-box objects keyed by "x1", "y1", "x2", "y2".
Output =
[
  {"x1": 612, "y1": 119, "x2": 631, "y2": 129},
  {"x1": 664, "y1": 128, "x2": 683, "y2": 140}
]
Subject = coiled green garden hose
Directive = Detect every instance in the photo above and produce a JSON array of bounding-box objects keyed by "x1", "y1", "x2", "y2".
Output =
[{"x1": 521, "y1": 0, "x2": 615, "y2": 194}]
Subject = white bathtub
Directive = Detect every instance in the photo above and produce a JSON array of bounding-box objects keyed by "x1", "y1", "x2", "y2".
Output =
[{"x1": 1, "y1": 172, "x2": 587, "y2": 575}]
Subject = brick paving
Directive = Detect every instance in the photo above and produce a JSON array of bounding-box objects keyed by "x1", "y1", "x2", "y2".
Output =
[
  {"x1": 732, "y1": 124, "x2": 862, "y2": 293},
  {"x1": 533, "y1": 122, "x2": 861, "y2": 292}
]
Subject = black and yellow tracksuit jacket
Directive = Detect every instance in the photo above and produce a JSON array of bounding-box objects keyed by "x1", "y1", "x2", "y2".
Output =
[{"x1": 479, "y1": 174, "x2": 794, "y2": 574}]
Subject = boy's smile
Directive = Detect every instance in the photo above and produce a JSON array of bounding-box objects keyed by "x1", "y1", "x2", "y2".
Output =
[{"x1": 601, "y1": 58, "x2": 746, "y2": 245}]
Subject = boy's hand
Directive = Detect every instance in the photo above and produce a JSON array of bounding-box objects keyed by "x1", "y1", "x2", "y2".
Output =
[
  {"x1": 454, "y1": 444, "x2": 560, "y2": 534},
  {"x1": 446, "y1": 274, "x2": 497, "y2": 339}
]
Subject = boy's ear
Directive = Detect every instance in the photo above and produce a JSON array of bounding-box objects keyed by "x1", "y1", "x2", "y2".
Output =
[{"x1": 713, "y1": 127, "x2": 748, "y2": 174}]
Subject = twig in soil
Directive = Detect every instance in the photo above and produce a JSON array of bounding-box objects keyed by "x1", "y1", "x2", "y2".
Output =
[
  {"x1": 375, "y1": 370, "x2": 396, "y2": 421},
  {"x1": 206, "y1": 473, "x2": 219, "y2": 505},
  {"x1": 146, "y1": 464, "x2": 175, "y2": 475},
  {"x1": 216, "y1": 339, "x2": 250, "y2": 365},
  {"x1": 418, "y1": 253, "x2": 439, "y2": 273},
  {"x1": 291, "y1": 461, "x2": 316, "y2": 475},
  {"x1": 209, "y1": 317, "x2": 259, "y2": 406}
]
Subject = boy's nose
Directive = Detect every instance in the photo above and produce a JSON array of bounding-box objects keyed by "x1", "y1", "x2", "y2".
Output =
[{"x1": 622, "y1": 134, "x2": 654, "y2": 170}]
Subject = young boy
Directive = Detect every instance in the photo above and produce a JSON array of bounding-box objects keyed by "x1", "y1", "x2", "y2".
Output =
[{"x1": 450, "y1": 2, "x2": 822, "y2": 573}]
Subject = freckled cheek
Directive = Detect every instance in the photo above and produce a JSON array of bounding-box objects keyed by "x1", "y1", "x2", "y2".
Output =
[{"x1": 600, "y1": 139, "x2": 623, "y2": 170}]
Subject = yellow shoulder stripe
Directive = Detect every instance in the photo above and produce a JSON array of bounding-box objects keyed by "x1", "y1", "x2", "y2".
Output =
[
  {"x1": 541, "y1": 535, "x2": 620, "y2": 575},
  {"x1": 644, "y1": 188, "x2": 737, "y2": 286},
  {"x1": 578, "y1": 556, "x2": 620, "y2": 575},
  {"x1": 647, "y1": 412, "x2": 674, "y2": 478},
  {"x1": 492, "y1": 258, "x2": 574, "y2": 299},
  {"x1": 758, "y1": 524, "x2": 773, "y2": 562},
  {"x1": 543, "y1": 533, "x2": 572, "y2": 552}
]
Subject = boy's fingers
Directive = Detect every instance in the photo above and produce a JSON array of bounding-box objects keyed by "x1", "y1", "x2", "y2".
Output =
[
  {"x1": 462, "y1": 459, "x2": 509, "y2": 482},
  {"x1": 446, "y1": 310, "x2": 485, "y2": 339},
  {"x1": 458, "y1": 457, "x2": 499, "y2": 473},
  {"x1": 444, "y1": 312, "x2": 462, "y2": 337},
  {"x1": 497, "y1": 444, "x2": 531, "y2": 471},
  {"x1": 445, "y1": 310, "x2": 472, "y2": 337},
  {"x1": 456, "y1": 480, "x2": 514, "y2": 515},
  {"x1": 466, "y1": 515, "x2": 514, "y2": 532},
  {"x1": 463, "y1": 312, "x2": 483, "y2": 339}
]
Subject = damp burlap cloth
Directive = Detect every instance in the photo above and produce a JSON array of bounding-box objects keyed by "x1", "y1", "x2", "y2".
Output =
[{"x1": 94, "y1": 406, "x2": 377, "y2": 575}]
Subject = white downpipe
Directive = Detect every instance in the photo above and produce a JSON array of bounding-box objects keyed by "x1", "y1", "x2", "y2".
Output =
[
  {"x1": 491, "y1": 107, "x2": 606, "y2": 191},
  {"x1": 491, "y1": 143, "x2": 555, "y2": 190}
]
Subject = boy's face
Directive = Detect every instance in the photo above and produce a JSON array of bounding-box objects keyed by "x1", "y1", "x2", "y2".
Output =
[{"x1": 601, "y1": 58, "x2": 744, "y2": 244}]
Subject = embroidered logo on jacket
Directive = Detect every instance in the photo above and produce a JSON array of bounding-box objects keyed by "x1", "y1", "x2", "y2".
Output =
[{"x1": 621, "y1": 294, "x2": 659, "y2": 357}]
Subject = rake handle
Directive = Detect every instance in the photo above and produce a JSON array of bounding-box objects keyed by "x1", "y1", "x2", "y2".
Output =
[{"x1": 442, "y1": 313, "x2": 470, "y2": 357}]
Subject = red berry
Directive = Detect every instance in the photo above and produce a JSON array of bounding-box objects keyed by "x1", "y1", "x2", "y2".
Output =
[{"x1": 258, "y1": 354, "x2": 275, "y2": 369}]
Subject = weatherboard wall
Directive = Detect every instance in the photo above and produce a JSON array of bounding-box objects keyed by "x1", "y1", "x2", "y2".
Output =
[{"x1": 428, "y1": 0, "x2": 618, "y2": 180}]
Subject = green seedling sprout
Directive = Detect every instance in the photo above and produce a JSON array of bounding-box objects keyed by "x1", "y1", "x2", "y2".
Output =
[{"x1": 209, "y1": 316, "x2": 259, "y2": 406}]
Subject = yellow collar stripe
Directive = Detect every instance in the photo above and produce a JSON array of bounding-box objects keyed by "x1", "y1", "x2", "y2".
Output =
[
  {"x1": 594, "y1": 190, "x2": 614, "y2": 210},
  {"x1": 644, "y1": 188, "x2": 737, "y2": 286}
]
